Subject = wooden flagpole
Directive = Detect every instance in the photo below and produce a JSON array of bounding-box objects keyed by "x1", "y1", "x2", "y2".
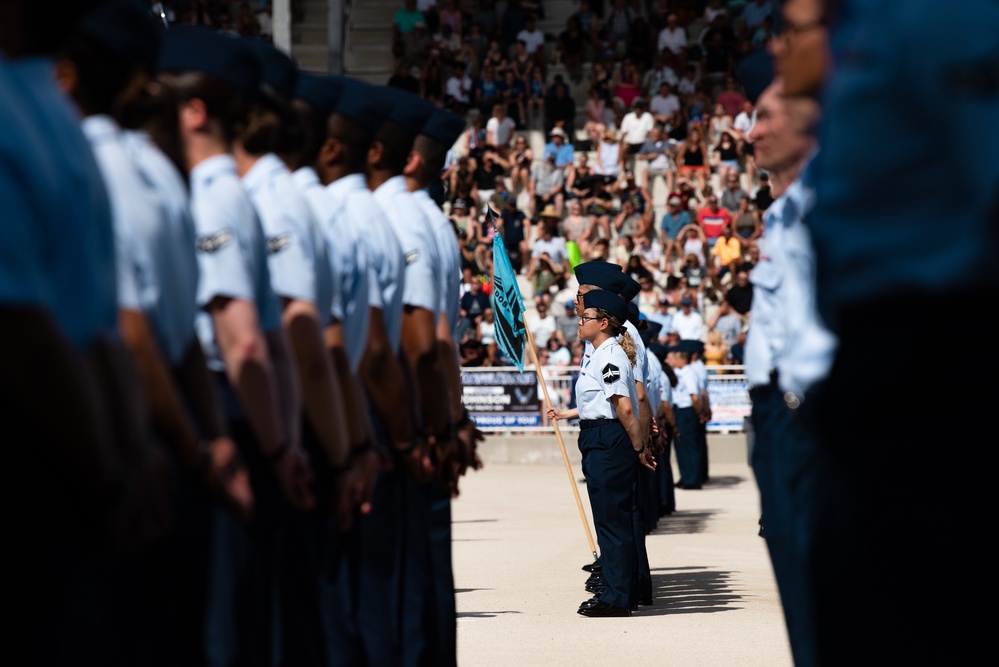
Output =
[{"x1": 521, "y1": 323, "x2": 598, "y2": 561}]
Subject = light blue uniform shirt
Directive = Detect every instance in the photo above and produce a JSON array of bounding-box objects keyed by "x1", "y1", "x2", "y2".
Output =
[
  {"x1": 672, "y1": 364, "x2": 697, "y2": 409},
  {"x1": 189, "y1": 154, "x2": 282, "y2": 371},
  {"x1": 333, "y1": 174, "x2": 406, "y2": 354},
  {"x1": 242, "y1": 153, "x2": 333, "y2": 328},
  {"x1": 576, "y1": 337, "x2": 638, "y2": 420},
  {"x1": 3, "y1": 57, "x2": 118, "y2": 347},
  {"x1": 644, "y1": 348, "x2": 661, "y2": 415},
  {"x1": 294, "y1": 167, "x2": 369, "y2": 372},
  {"x1": 811, "y1": 0, "x2": 999, "y2": 329},
  {"x1": 745, "y1": 152, "x2": 837, "y2": 396},
  {"x1": 120, "y1": 129, "x2": 200, "y2": 365},
  {"x1": 773, "y1": 162, "x2": 837, "y2": 400},
  {"x1": 413, "y1": 188, "x2": 462, "y2": 332},
  {"x1": 582, "y1": 319, "x2": 648, "y2": 386},
  {"x1": 373, "y1": 175, "x2": 440, "y2": 321}
]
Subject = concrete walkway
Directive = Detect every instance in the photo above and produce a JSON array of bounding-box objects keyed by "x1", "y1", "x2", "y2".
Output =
[{"x1": 452, "y1": 434, "x2": 793, "y2": 667}]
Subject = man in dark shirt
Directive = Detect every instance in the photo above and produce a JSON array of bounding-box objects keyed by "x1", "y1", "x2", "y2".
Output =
[
  {"x1": 459, "y1": 277, "x2": 491, "y2": 327},
  {"x1": 754, "y1": 172, "x2": 775, "y2": 211},
  {"x1": 544, "y1": 80, "x2": 577, "y2": 137},
  {"x1": 723, "y1": 268, "x2": 754, "y2": 315},
  {"x1": 499, "y1": 197, "x2": 528, "y2": 273},
  {"x1": 387, "y1": 59, "x2": 421, "y2": 94}
]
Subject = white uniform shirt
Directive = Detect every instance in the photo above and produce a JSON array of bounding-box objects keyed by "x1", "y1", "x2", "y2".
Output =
[
  {"x1": 575, "y1": 337, "x2": 638, "y2": 420},
  {"x1": 242, "y1": 154, "x2": 333, "y2": 327},
  {"x1": 373, "y1": 175, "x2": 441, "y2": 322},
  {"x1": 120, "y1": 128, "x2": 201, "y2": 365},
  {"x1": 333, "y1": 174, "x2": 406, "y2": 353},
  {"x1": 294, "y1": 167, "x2": 370, "y2": 372},
  {"x1": 414, "y1": 188, "x2": 462, "y2": 331},
  {"x1": 672, "y1": 364, "x2": 697, "y2": 409},
  {"x1": 5, "y1": 58, "x2": 118, "y2": 346},
  {"x1": 189, "y1": 154, "x2": 282, "y2": 371}
]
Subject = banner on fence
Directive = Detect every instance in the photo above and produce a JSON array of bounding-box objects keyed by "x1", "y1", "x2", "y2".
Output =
[{"x1": 461, "y1": 369, "x2": 541, "y2": 427}]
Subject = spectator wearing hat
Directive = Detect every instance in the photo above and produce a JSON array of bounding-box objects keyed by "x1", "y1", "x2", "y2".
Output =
[
  {"x1": 660, "y1": 193, "x2": 692, "y2": 272},
  {"x1": 669, "y1": 295, "x2": 705, "y2": 341},
  {"x1": 619, "y1": 96, "x2": 655, "y2": 171},
  {"x1": 528, "y1": 150, "x2": 566, "y2": 222},
  {"x1": 556, "y1": 298, "x2": 581, "y2": 344},
  {"x1": 543, "y1": 126, "x2": 576, "y2": 172},
  {"x1": 647, "y1": 296, "x2": 674, "y2": 339}
]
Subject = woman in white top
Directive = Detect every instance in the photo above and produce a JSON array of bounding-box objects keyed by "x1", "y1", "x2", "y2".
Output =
[{"x1": 595, "y1": 129, "x2": 623, "y2": 182}]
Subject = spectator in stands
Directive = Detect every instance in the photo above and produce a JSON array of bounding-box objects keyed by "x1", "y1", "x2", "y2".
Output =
[
  {"x1": 571, "y1": 0, "x2": 600, "y2": 44},
  {"x1": 562, "y1": 197, "x2": 595, "y2": 264},
  {"x1": 546, "y1": 330, "x2": 573, "y2": 365},
  {"x1": 737, "y1": 242, "x2": 760, "y2": 276},
  {"x1": 676, "y1": 124, "x2": 710, "y2": 193},
  {"x1": 660, "y1": 193, "x2": 692, "y2": 272},
  {"x1": 509, "y1": 134, "x2": 533, "y2": 193},
  {"x1": 700, "y1": 31, "x2": 736, "y2": 90},
  {"x1": 679, "y1": 220, "x2": 709, "y2": 263},
  {"x1": 707, "y1": 101, "x2": 734, "y2": 148},
  {"x1": 388, "y1": 58, "x2": 422, "y2": 94},
  {"x1": 556, "y1": 15, "x2": 588, "y2": 85},
  {"x1": 544, "y1": 80, "x2": 576, "y2": 138},
  {"x1": 732, "y1": 194, "x2": 762, "y2": 246},
  {"x1": 487, "y1": 175, "x2": 513, "y2": 215},
  {"x1": 528, "y1": 151, "x2": 566, "y2": 220},
  {"x1": 450, "y1": 157, "x2": 480, "y2": 211},
  {"x1": 619, "y1": 97, "x2": 656, "y2": 171},
  {"x1": 459, "y1": 273, "x2": 491, "y2": 327},
  {"x1": 611, "y1": 58, "x2": 643, "y2": 113},
  {"x1": 626, "y1": 13, "x2": 656, "y2": 71},
  {"x1": 583, "y1": 85, "x2": 611, "y2": 146},
  {"x1": 736, "y1": 0, "x2": 775, "y2": 41},
  {"x1": 722, "y1": 268, "x2": 753, "y2": 317},
  {"x1": 516, "y1": 13, "x2": 547, "y2": 76},
  {"x1": 584, "y1": 175, "x2": 615, "y2": 240},
  {"x1": 604, "y1": 0, "x2": 638, "y2": 57},
  {"x1": 713, "y1": 130, "x2": 745, "y2": 184},
  {"x1": 543, "y1": 127, "x2": 575, "y2": 172},
  {"x1": 637, "y1": 272, "x2": 665, "y2": 318},
  {"x1": 650, "y1": 81, "x2": 682, "y2": 126},
  {"x1": 474, "y1": 150, "x2": 508, "y2": 210},
  {"x1": 656, "y1": 12, "x2": 688, "y2": 62},
  {"x1": 754, "y1": 171, "x2": 774, "y2": 211},
  {"x1": 527, "y1": 300, "x2": 558, "y2": 349},
  {"x1": 510, "y1": 38, "x2": 535, "y2": 85},
  {"x1": 669, "y1": 294, "x2": 705, "y2": 341},
  {"x1": 707, "y1": 299, "x2": 745, "y2": 349},
  {"x1": 526, "y1": 67, "x2": 548, "y2": 128},
  {"x1": 733, "y1": 99, "x2": 755, "y2": 139},
  {"x1": 565, "y1": 152, "x2": 596, "y2": 204},
  {"x1": 473, "y1": 65, "x2": 500, "y2": 117},
  {"x1": 647, "y1": 297, "x2": 674, "y2": 340},
  {"x1": 716, "y1": 75, "x2": 747, "y2": 119},
  {"x1": 482, "y1": 37, "x2": 508, "y2": 76},
  {"x1": 498, "y1": 69, "x2": 528, "y2": 130},
  {"x1": 680, "y1": 251, "x2": 708, "y2": 293},
  {"x1": 464, "y1": 114, "x2": 488, "y2": 160},
  {"x1": 613, "y1": 196, "x2": 653, "y2": 243},
  {"x1": 555, "y1": 299, "x2": 580, "y2": 345},
  {"x1": 719, "y1": 171, "x2": 748, "y2": 213},
  {"x1": 594, "y1": 128, "x2": 623, "y2": 183},
  {"x1": 527, "y1": 220, "x2": 570, "y2": 305},
  {"x1": 420, "y1": 45, "x2": 446, "y2": 98},
  {"x1": 498, "y1": 196, "x2": 529, "y2": 273},
  {"x1": 444, "y1": 64, "x2": 472, "y2": 114},
  {"x1": 696, "y1": 194, "x2": 733, "y2": 248},
  {"x1": 703, "y1": 327, "x2": 730, "y2": 370},
  {"x1": 486, "y1": 102, "x2": 517, "y2": 158},
  {"x1": 710, "y1": 224, "x2": 744, "y2": 281},
  {"x1": 637, "y1": 124, "x2": 677, "y2": 205}
]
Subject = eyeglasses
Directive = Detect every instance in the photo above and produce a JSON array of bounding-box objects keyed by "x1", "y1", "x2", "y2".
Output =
[
  {"x1": 578, "y1": 315, "x2": 603, "y2": 324},
  {"x1": 775, "y1": 18, "x2": 826, "y2": 41}
]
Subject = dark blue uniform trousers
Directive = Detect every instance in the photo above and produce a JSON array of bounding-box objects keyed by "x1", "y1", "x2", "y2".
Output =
[
  {"x1": 749, "y1": 380, "x2": 817, "y2": 667},
  {"x1": 579, "y1": 421, "x2": 639, "y2": 609},
  {"x1": 673, "y1": 406, "x2": 702, "y2": 488}
]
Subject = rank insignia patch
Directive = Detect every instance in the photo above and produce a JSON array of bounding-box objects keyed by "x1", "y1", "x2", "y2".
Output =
[
  {"x1": 602, "y1": 363, "x2": 620, "y2": 384},
  {"x1": 267, "y1": 233, "x2": 292, "y2": 254},
  {"x1": 196, "y1": 229, "x2": 233, "y2": 253}
]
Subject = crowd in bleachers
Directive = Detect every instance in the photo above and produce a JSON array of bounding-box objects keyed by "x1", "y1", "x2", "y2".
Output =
[{"x1": 390, "y1": 0, "x2": 773, "y2": 368}]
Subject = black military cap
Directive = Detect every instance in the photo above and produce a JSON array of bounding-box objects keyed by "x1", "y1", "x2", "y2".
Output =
[
  {"x1": 582, "y1": 290, "x2": 628, "y2": 324},
  {"x1": 734, "y1": 49, "x2": 774, "y2": 105},
  {"x1": 332, "y1": 76, "x2": 385, "y2": 135},
  {"x1": 294, "y1": 72, "x2": 340, "y2": 118},
  {"x1": 375, "y1": 84, "x2": 436, "y2": 137},
  {"x1": 158, "y1": 25, "x2": 261, "y2": 100},
  {"x1": 79, "y1": 0, "x2": 161, "y2": 70},
  {"x1": 619, "y1": 275, "x2": 642, "y2": 302},
  {"x1": 573, "y1": 260, "x2": 623, "y2": 290},
  {"x1": 640, "y1": 320, "x2": 663, "y2": 346},
  {"x1": 241, "y1": 37, "x2": 297, "y2": 100},
  {"x1": 421, "y1": 106, "x2": 467, "y2": 147}
]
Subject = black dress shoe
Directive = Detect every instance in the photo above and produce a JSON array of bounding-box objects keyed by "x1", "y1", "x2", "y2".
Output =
[
  {"x1": 674, "y1": 481, "x2": 686, "y2": 489},
  {"x1": 578, "y1": 596, "x2": 600, "y2": 610},
  {"x1": 585, "y1": 582, "x2": 605, "y2": 594},
  {"x1": 585, "y1": 572, "x2": 604, "y2": 586},
  {"x1": 578, "y1": 601, "x2": 630, "y2": 617},
  {"x1": 582, "y1": 559, "x2": 602, "y2": 573},
  {"x1": 637, "y1": 597, "x2": 653, "y2": 606}
]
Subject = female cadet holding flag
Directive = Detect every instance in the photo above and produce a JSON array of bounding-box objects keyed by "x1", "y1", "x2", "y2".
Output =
[{"x1": 547, "y1": 290, "x2": 652, "y2": 618}]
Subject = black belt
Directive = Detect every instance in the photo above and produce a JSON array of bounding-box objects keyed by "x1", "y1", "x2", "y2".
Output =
[
  {"x1": 579, "y1": 418, "x2": 620, "y2": 430},
  {"x1": 748, "y1": 369, "x2": 779, "y2": 397}
]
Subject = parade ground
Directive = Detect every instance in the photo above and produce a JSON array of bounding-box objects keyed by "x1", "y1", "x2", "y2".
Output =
[{"x1": 452, "y1": 433, "x2": 793, "y2": 666}]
